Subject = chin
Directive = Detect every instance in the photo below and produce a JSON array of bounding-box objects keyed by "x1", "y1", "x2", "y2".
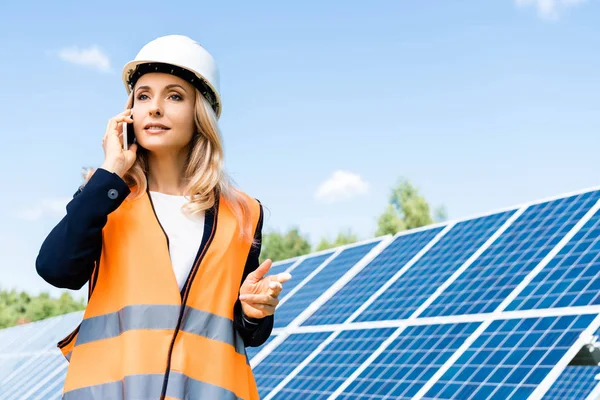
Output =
[{"x1": 139, "y1": 141, "x2": 184, "y2": 153}]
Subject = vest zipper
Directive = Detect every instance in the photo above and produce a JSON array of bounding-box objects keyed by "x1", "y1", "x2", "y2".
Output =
[{"x1": 149, "y1": 194, "x2": 219, "y2": 400}]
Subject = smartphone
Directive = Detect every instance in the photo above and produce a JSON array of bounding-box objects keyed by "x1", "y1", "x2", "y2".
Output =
[{"x1": 122, "y1": 122, "x2": 135, "y2": 150}]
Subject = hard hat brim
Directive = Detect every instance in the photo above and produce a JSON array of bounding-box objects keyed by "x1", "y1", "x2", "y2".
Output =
[{"x1": 122, "y1": 59, "x2": 222, "y2": 118}]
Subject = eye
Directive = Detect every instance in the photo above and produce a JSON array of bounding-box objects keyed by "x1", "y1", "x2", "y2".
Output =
[
  {"x1": 137, "y1": 93, "x2": 149, "y2": 101},
  {"x1": 169, "y1": 93, "x2": 183, "y2": 101}
]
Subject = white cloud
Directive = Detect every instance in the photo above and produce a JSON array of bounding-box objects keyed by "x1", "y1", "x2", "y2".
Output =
[
  {"x1": 15, "y1": 197, "x2": 70, "y2": 221},
  {"x1": 57, "y1": 45, "x2": 112, "y2": 73},
  {"x1": 515, "y1": 0, "x2": 587, "y2": 20},
  {"x1": 315, "y1": 170, "x2": 369, "y2": 204}
]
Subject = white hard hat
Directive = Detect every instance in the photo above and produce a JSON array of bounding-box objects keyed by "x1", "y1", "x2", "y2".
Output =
[{"x1": 122, "y1": 35, "x2": 222, "y2": 118}]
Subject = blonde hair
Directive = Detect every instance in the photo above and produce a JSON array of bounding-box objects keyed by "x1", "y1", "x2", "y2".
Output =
[{"x1": 82, "y1": 89, "x2": 256, "y2": 244}]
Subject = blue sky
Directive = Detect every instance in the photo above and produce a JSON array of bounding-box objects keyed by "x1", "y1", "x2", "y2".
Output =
[{"x1": 1, "y1": 0, "x2": 599, "y2": 297}]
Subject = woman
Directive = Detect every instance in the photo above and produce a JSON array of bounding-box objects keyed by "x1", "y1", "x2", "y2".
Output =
[{"x1": 36, "y1": 34, "x2": 291, "y2": 400}]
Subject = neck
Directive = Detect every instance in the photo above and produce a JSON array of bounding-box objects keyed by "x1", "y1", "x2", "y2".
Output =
[{"x1": 146, "y1": 148, "x2": 189, "y2": 195}]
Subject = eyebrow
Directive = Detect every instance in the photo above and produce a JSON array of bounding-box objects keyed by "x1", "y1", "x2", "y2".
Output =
[{"x1": 135, "y1": 84, "x2": 188, "y2": 93}]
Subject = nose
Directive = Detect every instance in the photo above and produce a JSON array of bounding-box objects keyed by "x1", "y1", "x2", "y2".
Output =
[{"x1": 149, "y1": 98, "x2": 163, "y2": 117}]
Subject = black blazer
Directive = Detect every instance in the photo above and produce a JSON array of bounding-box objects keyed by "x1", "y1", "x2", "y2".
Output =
[{"x1": 35, "y1": 167, "x2": 273, "y2": 347}]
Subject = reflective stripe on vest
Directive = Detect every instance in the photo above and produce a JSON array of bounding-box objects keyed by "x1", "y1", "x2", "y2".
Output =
[
  {"x1": 57, "y1": 190, "x2": 262, "y2": 400},
  {"x1": 74, "y1": 304, "x2": 247, "y2": 357},
  {"x1": 62, "y1": 372, "x2": 243, "y2": 400}
]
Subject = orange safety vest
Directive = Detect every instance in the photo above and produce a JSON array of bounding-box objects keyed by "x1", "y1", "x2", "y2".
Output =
[{"x1": 57, "y1": 188, "x2": 262, "y2": 400}]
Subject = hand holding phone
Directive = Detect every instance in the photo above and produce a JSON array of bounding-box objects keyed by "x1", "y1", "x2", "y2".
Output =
[{"x1": 101, "y1": 109, "x2": 137, "y2": 178}]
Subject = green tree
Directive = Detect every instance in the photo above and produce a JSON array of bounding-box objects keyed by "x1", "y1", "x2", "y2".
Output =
[
  {"x1": 376, "y1": 178, "x2": 446, "y2": 236},
  {"x1": 260, "y1": 227, "x2": 312, "y2": 263},
  {"x1": 316, "y1": 229, "x2": 359, "y2": 251},
  {"x1": 375, "y1": 204, "x2": 406, "y2": 236},
  {"x1": 0, "y1": 289, "x2": 85, "y2": 329}
]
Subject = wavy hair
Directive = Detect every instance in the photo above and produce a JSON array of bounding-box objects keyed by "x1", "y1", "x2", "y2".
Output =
[{"x1": 82, "y1": 90, "x2": 256, "y2": 245}]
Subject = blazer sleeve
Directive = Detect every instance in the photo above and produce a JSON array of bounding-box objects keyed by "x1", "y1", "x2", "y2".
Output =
[
  {"x1": 233, "y1": 201, "x2": 274, "y2": 347},
  {"x1": 35, "y1": 168, "x2": 131, "y2": 290}
]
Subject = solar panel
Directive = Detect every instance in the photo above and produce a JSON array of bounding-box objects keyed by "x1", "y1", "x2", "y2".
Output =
[
  {"x1": 334, "y1": 323, "x2": 480, "y2": 400},
  {"x1": 2, "y1": 354, "x2": 66, "y2": 400},
  {"x1": 3, "y1": 186, "x2": 600, "y2": 399},
  {"x1": 543, "y1": 366, "x2": 600, "y2": 399},
  {"x1": 280, "y1": 252, "x2": 335, "y2": 298},
  {"x1": 421, "y1": 191, "x2": 600, "y2": 318},
  {"x1": 274, "y1": 239, "x2": 383, "y2": 329},
  {"x1": 420, "y1": 314, "x2": 597, "y2": 400},
  {"x1": 252, "y1": 332, "x2": 332, "y2": 398},
  {"x1": 269, "y1": 260, "x2": 297, "y2": 275},
  {"x1": 302, "y1": 227, "x2": 445, "y2": 326},
  {"x1": 542, "y1": 325, "x2": 600, "y2": 399},
  {"x1": 268, "y1": 327, "x2": 397, "y2": 399},
  {"x1": 355, "y1": 211, "x2": 515, "y2": 322},
  {"x1": 506, "y1": 210, "x2": 600, "y2": 311},
  {"x1": 0, "y1": 312, "x2": 81, "y2": 400},
  {"x1": 246, "y1": 334, "x2": 278, "y2": 361}
]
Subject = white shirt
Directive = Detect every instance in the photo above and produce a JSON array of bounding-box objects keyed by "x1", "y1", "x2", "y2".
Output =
[{"x1": 148, "y1": 191, "x2": 205, "y2": 290}]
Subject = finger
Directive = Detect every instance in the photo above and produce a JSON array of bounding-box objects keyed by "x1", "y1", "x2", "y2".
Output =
[
  {"x1": 111, "y1": 115, "x2": 133, "y2": 126},
  {"x1": 247, "y1": 259, "x2": 272, "y2": 282},
  {"x1": 267, "y1": 280, "x2": 283, "y2": 297},
  {"x1": 127, "y1": 142, "x2": 138, "y2": 154},
  {"x1": 239, "y1": 293, "x2": 275, "y2": 304},
  {"x1": 271, "y1": 272, "x2": 292, "y2": 284},
  {"x1": 239, "y1": 293, "x2": 279, "y2": 307}
]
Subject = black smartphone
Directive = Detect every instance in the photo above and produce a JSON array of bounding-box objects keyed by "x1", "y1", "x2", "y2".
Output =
[{"x1": 123, "y1": 122, "x2": 136, "y2": 150}]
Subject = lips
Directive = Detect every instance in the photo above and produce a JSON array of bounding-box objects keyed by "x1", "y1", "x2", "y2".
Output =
[
  {"x1": 144, "y1": 122, "x2": 171, "y2": 130},
  {"x1": 143, "y1": 122, "x2": 171, "y2": 133}
]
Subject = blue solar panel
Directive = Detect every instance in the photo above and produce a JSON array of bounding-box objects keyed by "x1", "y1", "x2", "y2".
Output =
[
  {"x1": 281, "y1": 252, "x2": 334, "y2": 299},
  {"x1": 543, "y1": 325, "x2": 600, "y2": 399},
  {"x1": 246, "y1": 334, "x2": 277, "y2": 362},
  {"x1": 0, "y1": 312, "x2": 83, "y2": 399},
  {"x1": 269, "y1": 327, "x2": 396, "y2": 399},
  {"x1": 356, "y1": 211, "x2": 515, "y2": 322},
  {"x1": 422, "y1": 191, "x2": 600, "y2": 317},
  {"x1": 252, "y1": 332, "x2": 331, "y2": 398},
  {"x1": 274, "y1": 240, "x2": 381, "y2": 328},
  {"x1": 0, "y1": 355, "x2": 30, "y2": 384},
  {"x1": 0, "y1": 311, "x2": 83, "y2": 355},
  {"x1": 333, "y1": 323, "x2": 480, "y2": 400},
  {"x1": 28, "y1": 362, "x2": 67, "y2": 400},
  {"x1": 0, "y1": 319, "x2": 51, "y2": 354},
  {"x1": 507, "y1": 208, "x2": 600, "y2": 311},
  {"x1": 270, "y1": 260, "x2": 296, "y2": 275},
  {"x1": 303, "y1": 227, "x2": 444, "y2": 326},
  {"x1": 422, "y1": 314, "x2": 596, "y2": 400},
  {"x1": 1, "y1": 353, "x2": 66, "y2": 399},
  {"x1": 543, "y1": 366, "x2": 600, "y2": 399}
]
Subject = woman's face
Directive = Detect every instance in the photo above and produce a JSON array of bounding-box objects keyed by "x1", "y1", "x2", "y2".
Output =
[{"x1": 132, "y1": 72, "x2": 196, "y2": 153}]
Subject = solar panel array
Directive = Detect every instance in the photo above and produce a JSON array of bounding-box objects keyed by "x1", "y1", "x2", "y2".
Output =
[{"x1": 2, "y1": 187, "x2": 600, "y2": 399}]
